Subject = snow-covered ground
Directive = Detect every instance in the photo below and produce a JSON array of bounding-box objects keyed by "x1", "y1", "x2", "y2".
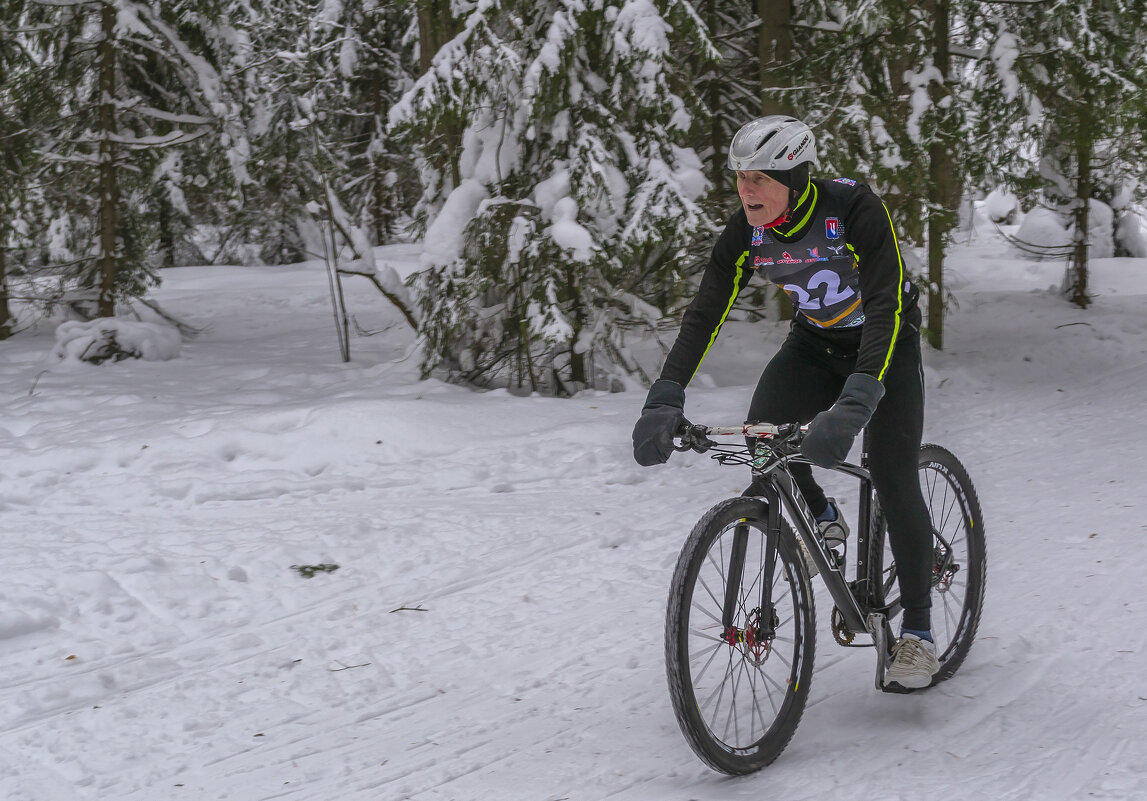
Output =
[{"x1": 1, "y1": 220, "x2": 1145, "y2": 801}]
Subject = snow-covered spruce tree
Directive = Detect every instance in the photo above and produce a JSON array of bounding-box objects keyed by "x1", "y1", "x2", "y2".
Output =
[
  {"x1": 234, "y1": 0, "x2": 417, "y2": 333},
  {"x1": 226, "y1": 1, "x2": 316, "y2": 266},
  {"x1": 970, "y1": 1, "x2": 1147, "y2": 308},
  {"x1": 0, "y1": 9, "x2": 47, "y2": 338},
  {"x1": 343, "y1": 1, "x2": 421, "y2": 245},
  {"x1": 777, "y1": 0, "x2": 976, "y2": 349},
  {"x1": 392, "y1": 0, "x2": 715, "y2": 394},
  {"x1": 686, "y1": 0, "x2": 758, "y2": 193},
  {"x1": 19, "y1": 0, "x2": 241, "y2": 318}
]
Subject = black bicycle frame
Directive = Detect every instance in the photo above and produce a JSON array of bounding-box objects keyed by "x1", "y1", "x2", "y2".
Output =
[{"x1": 722, "y1": 431, "x2": 901, "y2": 643}]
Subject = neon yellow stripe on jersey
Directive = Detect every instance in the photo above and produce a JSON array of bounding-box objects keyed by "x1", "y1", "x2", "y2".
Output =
[
  {"x1": 777, "y1": 181, "x2": 817, "y2": 237},
  {"x1": 692, "y1": 251, "x2": 747, "y2": 381},
  {"x1": 876, "y1": 202, "x2": 906, "y2": 381}
]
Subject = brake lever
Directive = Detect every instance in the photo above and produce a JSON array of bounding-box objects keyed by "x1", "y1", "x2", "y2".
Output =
[
  {"x1": 765, "y1": 424, "x2": 807, "y2": 457},
  {"x1": 673, "y1": 423, "x2": 712, "y2": 453}
]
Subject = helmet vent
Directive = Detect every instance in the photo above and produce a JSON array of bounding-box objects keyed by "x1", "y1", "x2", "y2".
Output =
[{"x1": 754, "y1": 131, "x2": 778, "y2": 152}]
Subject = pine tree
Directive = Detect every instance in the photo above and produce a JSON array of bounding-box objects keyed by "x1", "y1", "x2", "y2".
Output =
[
  {"x1": 971, "y1": 0, "x2": 1147, "y2": 308},
  {"x1": 17, "y1": 0, "x2": 241, "y2": 318},
  {"x1": 687, "y1": 0, "x2": 757, "y2": 194},
  {"x1": 392, "y1": 0, "x2": 717, "y2": 393},
  {"x1": 775, "y1": 0, "x2": 977, "y2": 348},
  {"x1": 0, "y1": 8, "x2": 48, "y2": 338},
  {"x1": 343, "y1": 1, "x2": 421, "y2": 245},
  {"x1": 233, "y1": 0, "x2": 417, "y2": 345}
]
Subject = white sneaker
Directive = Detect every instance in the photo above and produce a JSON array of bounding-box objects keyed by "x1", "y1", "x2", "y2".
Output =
[{"x1": 884, "y1": 633, "x2": 940, "y2": 689}]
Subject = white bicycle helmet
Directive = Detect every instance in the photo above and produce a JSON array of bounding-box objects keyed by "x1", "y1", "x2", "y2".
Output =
[{"x1": 727, "y1": 116, "x2": 820, "y2": 172}]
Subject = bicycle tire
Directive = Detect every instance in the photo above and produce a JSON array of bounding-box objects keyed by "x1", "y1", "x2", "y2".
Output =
[
  {"x1": 868, "y1": 444, "x2": 986, "y2": 686},
  {"x1": 665, "y1": 497, "x2": 816, "y2": 774}
]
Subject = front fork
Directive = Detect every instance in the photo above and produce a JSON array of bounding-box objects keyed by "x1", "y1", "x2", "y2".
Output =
[{"x1": 720, "y1": 492, "x2": 780, "y2": 645}]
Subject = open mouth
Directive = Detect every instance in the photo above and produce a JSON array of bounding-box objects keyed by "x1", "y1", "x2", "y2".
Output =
[{"x1": 744, "y1": 201, "x2": 764, "y2": 212}]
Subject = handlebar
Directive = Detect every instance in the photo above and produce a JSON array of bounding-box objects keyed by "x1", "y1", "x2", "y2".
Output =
[{"x1": 673, "y1": 422, "x2": 805, "y2": 454}]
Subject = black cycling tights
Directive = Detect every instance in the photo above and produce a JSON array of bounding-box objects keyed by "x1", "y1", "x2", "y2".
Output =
[{"x1": 746, "y1": 324, "x2": 933, "y2": 632}]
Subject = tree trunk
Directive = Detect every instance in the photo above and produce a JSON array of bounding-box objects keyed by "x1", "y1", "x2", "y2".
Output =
[
  {"x1": 925, "y1": 0, "x2": 959, "y2": 350},
  {"x1": 370, "y1": 67, "x2": 394, "y2": 244},
  {"x1": 158, "y1": 193, "x2": 175, "y2": 269},
  {"x1": 757, "y1": 0, "x2": 792, "y2": 117},
  {"x1": 561, "y1": 264, "x2": 586, "y2": 391},
  {"x1": 1067, "y1": 120, "x2": 1092, "y2": 308},
  {"x1": 417, "y1": 0, "x2": 461, "y2": 189},
  {"x1": 758, "y1": 0, "x2": 795, "y2": 321},
  {"x1": 926, "y1": 151, "x2": 950, "y2": 350},
  {"x1": 701, "y1": 0, "x2": 724, "y2": 193},
  {"x1": 96, "y1": 1, "x2": 120, "y2": 317},
  {"x1": 0, "y1": 247, "x2": 10, "y2": 339}
]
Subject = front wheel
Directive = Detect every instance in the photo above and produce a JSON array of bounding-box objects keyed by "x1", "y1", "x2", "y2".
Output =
[
  {"x1": 665, "y1": 497, "x2": 816, "y2": 774},
  {"x1": 869, "y1": 444, "x2": 986, "y2": 686}
]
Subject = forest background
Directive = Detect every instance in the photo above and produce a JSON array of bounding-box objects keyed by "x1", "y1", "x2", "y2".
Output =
[{"x1": 1, "y1": 0, "x2": 1145, "y2": 393}]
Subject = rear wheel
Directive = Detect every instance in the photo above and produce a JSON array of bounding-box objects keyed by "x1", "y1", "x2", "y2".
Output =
[
  {"x1": 665, "y1": 497, "x2": 815, "y2": 774},
  {"x1": 869, "y1": 444, "x2": 986, "y2": 685}
]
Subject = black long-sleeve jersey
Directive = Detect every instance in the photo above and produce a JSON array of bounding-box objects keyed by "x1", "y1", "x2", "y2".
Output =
[{"x1": 659, "y1": 176, "x2": 921, "y2": 387}]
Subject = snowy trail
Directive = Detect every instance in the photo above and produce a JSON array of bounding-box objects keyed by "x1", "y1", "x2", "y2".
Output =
[{"x1": 2, "y1": 249, "x2": 1146, "y2": 800}]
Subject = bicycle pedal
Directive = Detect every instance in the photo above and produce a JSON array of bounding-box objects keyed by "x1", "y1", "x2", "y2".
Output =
[
  {"x1": 866, "y1": 612, "x2": 891, "y2": 691},
  {"x1": 880, "y1": 681, "x2": 917, "y2": 695}
]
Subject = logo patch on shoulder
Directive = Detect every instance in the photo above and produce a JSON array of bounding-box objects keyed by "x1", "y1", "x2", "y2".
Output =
[
  {"x1": 825, "y1": 217, "x2": 842, "y2": 239},
  {"x1": 833, "y1": 178, "x2": 857, "y2": 186},
  {"x1": 751, "y1": 226, "x2": 765, "y2": 246}
]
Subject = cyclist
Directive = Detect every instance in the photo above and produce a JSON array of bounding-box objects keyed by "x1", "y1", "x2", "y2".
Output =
[{"x1": 632, "y1": 115, "x2": 939, "y2": 689}]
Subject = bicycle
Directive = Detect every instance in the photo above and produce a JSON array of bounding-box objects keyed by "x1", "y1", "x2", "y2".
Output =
[{"x1": 664, "y1": 421, "x2": 986, "y2": 775}]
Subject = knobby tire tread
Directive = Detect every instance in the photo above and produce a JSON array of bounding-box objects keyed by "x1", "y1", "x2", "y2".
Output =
[
  {"x1": 869, "y1": 444, "x2": 987, "y2": 688},
  {"x1": 665, "y1": 497, "x2": 816, "y2": 774}
]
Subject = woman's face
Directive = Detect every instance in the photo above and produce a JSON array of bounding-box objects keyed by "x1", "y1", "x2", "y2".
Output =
[{"x1": 736, "y1": 170, "x2": 789, "y2": 228}]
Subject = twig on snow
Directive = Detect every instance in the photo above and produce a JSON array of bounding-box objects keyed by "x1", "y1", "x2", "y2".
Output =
[{"x1": 329, "y1": 661, "x2": 371, "y2": 672}]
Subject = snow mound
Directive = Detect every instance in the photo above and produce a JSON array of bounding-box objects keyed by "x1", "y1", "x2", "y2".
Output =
[
  {"x1": 981, "y1": 187, "x2": 1019, "y2": 223},
  {"x1": 1116, "y1": 205, "x2": 1147, "y2": 257},
  {"x1": 1013, "y1": 207, "x2": 1071, "y2": 257},
  {"x1": 51, "y1": 319, "x2": 182, "y2": 364}
]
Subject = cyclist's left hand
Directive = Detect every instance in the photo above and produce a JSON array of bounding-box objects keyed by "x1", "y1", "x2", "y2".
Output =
[{"x1": 802, "y1": 373, "x2": 885, "y2": 468}]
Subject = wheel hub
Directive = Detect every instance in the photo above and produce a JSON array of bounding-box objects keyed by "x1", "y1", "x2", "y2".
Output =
[
  {"x1": 723, "y1": 608, "x2": 776, "y2": 665},
  {"x1": 933, "y1": 544, "x2": 960, "y2": 593}
]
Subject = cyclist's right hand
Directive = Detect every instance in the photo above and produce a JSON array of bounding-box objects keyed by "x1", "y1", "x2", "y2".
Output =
[{"x1": 632, "y1": 379, "x2": 689, "y2": 466}]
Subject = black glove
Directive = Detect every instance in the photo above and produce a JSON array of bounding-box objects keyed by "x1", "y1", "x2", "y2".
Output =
[
  {"x1": 632, "y1": 379, "x2": 688, "y2": 466},
  {"x1": 801, "y1": 373, "x2": 885, "y2": 468}
]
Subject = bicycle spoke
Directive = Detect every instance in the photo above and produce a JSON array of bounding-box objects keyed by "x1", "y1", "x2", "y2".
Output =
[
  {"x1": 756, "y1": 661, "x2": 790, "y2": 700},
  {"x1": 748, "y1": 665, "x2": 770, "y2": 739},
  {"x1": 752, "y1": 662, "x2": 781, "y2": 718},
  {"x1": 690, "y1": 625, "x2": 727, "y2": 643},
  {"x1": 696, "y1": 575, "x2": 724, "y2": 614},
  {"x1": 704, "y1": 650, "x2": 737, "y2": 729},
  {"x1": 722, "y1": 658, "x2": 748, "y2": 743},
  {"x1": 766, "y1": 643, "x2": 793, "y2": 672},
  {"x1": 689, "y1": 638, "x2": 725, "y2": 664}
]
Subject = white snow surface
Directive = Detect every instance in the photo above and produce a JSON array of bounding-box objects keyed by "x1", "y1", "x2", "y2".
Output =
[{"x1": 2, "y1": 224, "x2": 1146, "y2": 800}]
